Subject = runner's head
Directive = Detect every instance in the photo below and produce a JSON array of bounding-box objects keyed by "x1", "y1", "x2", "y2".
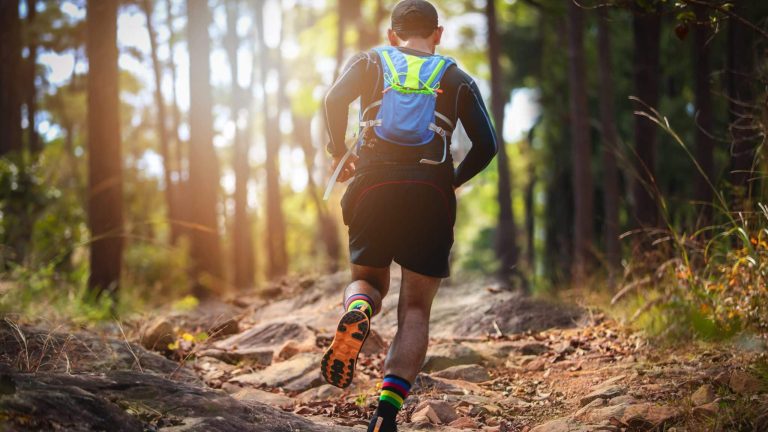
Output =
[{"x1": 387, "y1": 0, "x2": 444, "y2": 50}]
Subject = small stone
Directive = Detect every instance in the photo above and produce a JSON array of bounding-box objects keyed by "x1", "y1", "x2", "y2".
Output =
[
  {"x1": 573, "y1": 397, "x2": 605, "y2": 418},
  {"x1": 361, "y1": 330, "x2": 388, "y2": 355},
  {"x1": 141, "y1": 318, "x2": 175, "y2": 351},
  {"x1": 608, "y1": 395, "x2": 636, "y2": 406},
  {"x1": 691, "y1": 384, "x2": 716, "y2": 406},
  {"x1": 229, "y1": 353, "x2": 320, "y2": 391},
  {"x1": 520, "y1": 342, "x2": 548, "y2": 356},
  {"x1": 525, "y1": 358, "x2": 547, "y2": 372},
  {"x1": 580, "y1": 385, "x2": 626, "y2": 407},
  {"x1": 296, "y1": 384, "x2": 344, "y2": 402},
  {"x1": 210, "y1": 318, "x2": 239, "y2": 338},
  {"x1": 414, "y1": 400, "x2": 459, "y2": 424},
  {"x1": 693, "y1": 401, "x2": 719, "y2": 418},
  {"x1": 729, "y1": 370, "x2": 763, "y2": 395},
  {"x1": 433, "y1": 365, "x2": 491, "y2": 383},
  {"x1": 412, "y1": 405, "x2": 440, "y2": 424},
  {"x1": 621, "y1": 403, "x2": 680, "y2": 429},
  {"x1": 422, "y1": 343, "x2": 483, "y2": 372},
  {"x1": 449, "y1": 417, "x2": 478, "y2": 429}
]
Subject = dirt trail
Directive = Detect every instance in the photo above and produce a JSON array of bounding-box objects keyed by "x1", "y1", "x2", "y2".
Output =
[{"x1": 1, "y1": 270, "x2": 767, "y2": 431}]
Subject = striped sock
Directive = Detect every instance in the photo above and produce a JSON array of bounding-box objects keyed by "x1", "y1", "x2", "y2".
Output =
[
  {"x1": 344, "y1": 293, "x2": 374, "y2": 318},
  {"x1": 379, "y1": 374, "x2": 410, "y2": 412}
]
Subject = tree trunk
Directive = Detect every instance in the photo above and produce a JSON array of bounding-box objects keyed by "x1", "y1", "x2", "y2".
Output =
[
  {"x1": 333, "y1": 0, "x2": 348, "y2": 81},
  {"x1": 631, "y1": 4, "x2": 662, "y2": 229},
  {"x1": 225, "y1": 0, "x2": 255, "y2": 290},
  {"x1": 25, "y1": 0, "x2": 40, "y2": 154},
  {"x1": 596, "y1": 7, "x2": 621, "y2": 283},
  {"x1": 142, "y1": 0, "x2": 180, "y2": 244},
  {"x1": 86, "y1": 0, "x2": 123, "y2": 298},
  {"x1": 727, "y1": 0, "x2": 757, "y2": 207},
  {"x1": 692, "y1": 4, "x2": 715, "y2": 226},
  {"x1": 187, "y1": 0, "x2": 223, "y2": 295},
  {"x1": 567, "y1": 0, "x2": 594, "y2": 283},
  {"x1": 486, "y1": 0, "x2": 520, "y2": 283},
  {"x1": 0, "y1": 0, "x2": 22, "y2": 155},
  {"x1": 256, "y1": 0, "x2": 288, "y2": 278}
]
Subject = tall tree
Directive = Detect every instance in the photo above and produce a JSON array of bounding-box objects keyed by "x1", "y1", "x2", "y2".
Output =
[
  {"x1": 631, "y1": 2, "x2": 662, "y2": 229},
  {"x1": 692, "y1": 4, "x2": 714, "y2": 225},
  {"x1": 225, "y1": 0, "x2": 255, "y2": 289},
  {"x1": 727, "y1": 0, "x2": 757, "y2": 205},
  {"x1": 256, "y1": 0, "x2": 288, "y2": 278},
  {"x1": 141, "y1": 0, "x2": 180, "y2": 243},
  {"x1": 25, "y1": 0, "x2": 41, "y2": 154},
  {"x1": 187, "y1": 0, "x2": 223, "y2": 294},
  {"x1": 0, "y1": 0, "x2": 23, "y2": 155},
  {"x1": 486, "y1": 0, "x2": 521, "y2": 282},
  {"x1": 86, "y1": 0, "x2": 123, "y2": 297},
  {"x1": 596, "y1": 7, "x2": 621, "y2": 281},
  {"x1": 567, "y1": 0, "x2": 594, "y2": 282}
]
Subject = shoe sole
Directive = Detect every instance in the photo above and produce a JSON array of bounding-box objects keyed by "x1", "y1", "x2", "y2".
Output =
[{"x1": 321, "y1": 309, "x2": 370, "y2": 388}]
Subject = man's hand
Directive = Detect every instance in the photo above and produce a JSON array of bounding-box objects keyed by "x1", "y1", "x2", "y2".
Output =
[{"x1": 331, "y1": 153, "x2": 358, "y2": 183}]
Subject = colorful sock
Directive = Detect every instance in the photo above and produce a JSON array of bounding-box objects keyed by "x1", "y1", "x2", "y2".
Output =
[
  {"x1": 368, "y1": 375, "x2": 410, "y2": 432},
  {"x1": 344, "y1": 293, "x2": 374, "y2": 318}
]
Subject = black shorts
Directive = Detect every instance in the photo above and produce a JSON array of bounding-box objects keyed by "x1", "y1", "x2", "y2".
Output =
[{"x1": 340, "y1": 166, "x2": 456, "y2": 278}]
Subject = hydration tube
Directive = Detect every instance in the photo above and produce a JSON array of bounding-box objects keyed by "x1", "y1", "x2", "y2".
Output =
[{"x1": 323, "y1": 144, "x2": 356, "y2": 201}]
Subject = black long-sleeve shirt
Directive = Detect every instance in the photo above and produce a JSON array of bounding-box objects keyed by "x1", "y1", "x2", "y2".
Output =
[{"x1": 323, "y1": 47, "x2": 497, "y2": 187}]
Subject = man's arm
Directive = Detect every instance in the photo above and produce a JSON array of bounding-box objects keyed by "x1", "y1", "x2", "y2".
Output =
[
  {"x1": 323, "y1": 52, "x2": 370, "y2": 157},
  {"x1": 453, "y1": 79, "x2": 498, "y2": 187}
]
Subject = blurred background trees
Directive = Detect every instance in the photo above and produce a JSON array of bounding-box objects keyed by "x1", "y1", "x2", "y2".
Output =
[{"x1": 1, "y1": 0, "x2": 767, "y2": 335}]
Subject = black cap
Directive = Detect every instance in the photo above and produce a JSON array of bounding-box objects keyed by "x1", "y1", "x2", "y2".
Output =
[{"x1": 391, "y1": 0, "x2": 438, "y2": 35}]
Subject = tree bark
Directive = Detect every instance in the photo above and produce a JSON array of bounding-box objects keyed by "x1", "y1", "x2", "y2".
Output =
[
  {"x1": 596, "y1": 7, "x2": 621, "y2": 282},
  {"x1": 727, "y1": 0, "x2": 757, "y2": 207},
  {"x1": 225, "y1": 0, "x2": 255, "y2": 289},
  {"x1": 567, "y1": 0, "x2": 594, "y2": 283},
  {"x1": 486, "y1": 0, "x2": 521, "y2": 283},
  {"x1": 142, "y1": 0, "x2": 180, "y2": 244},
  {"x1": 631, "y1": 4, "x2": 662, "y2": 229},
  {"x1": 692, "y1": 4, "x2": 715, "y2": 226},
  {"x1": 0, "y1": 0, "x2": 22, "y2": 155},
  {"x1": 187, "y1": 0, "x2": 223, "y2": 295},
  {"x1": 256, "y1": 0, "x2": 288, "y2": 278},
  {"x1": 86, "y1": 0, "x2": 123, "y2": 297},
  {"x1": 25, "y1": 0, "x2": 40, "y2": 154}
]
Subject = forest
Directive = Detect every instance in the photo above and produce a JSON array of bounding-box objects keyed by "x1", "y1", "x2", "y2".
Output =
[{"x1": 1, "y1": 0, "x2": 768, "y2": 431}]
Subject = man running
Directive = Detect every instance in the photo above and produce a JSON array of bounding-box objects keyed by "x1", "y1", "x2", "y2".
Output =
[{"x1": 321, "y1": 1, "x2": 497, "y2": 430}]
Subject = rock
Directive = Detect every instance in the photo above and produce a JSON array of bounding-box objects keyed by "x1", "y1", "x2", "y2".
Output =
[
  {"x1": 211, "y1": 318, "x2": 240, "y2": 338},
  {"x1": 621, "y1": 403, "x2": 680, "y2": 429},
  {"x1": 412, "y1": 404, "x2": 440, "y2": 424},
  {"x1": 573, "y1": 397, "x2": 605, "y2": 418},
  {"x1": 529, "y1": 419, "x2": 594, "y2": 432},
  {"x1": 0, "y1": 369, "x2": 347, "y2": 431},
  {"x1": 691, "y1": 384, "x2": 716, "y2": 406},
  {"x1": 296, "y1": 384, "x2": 344, "y2": 403},
  {"x1": 414, "y1": 400, "x2": 459, "y2": 424},
  {"x1": 197, "y1": 348, "x2": 274, "y2": 366},
  {"x1": 361, "y1": 330, "x2": 388, "y2": 355},
  {"x1": 580, "y1": 385, "x2": 626, "y2": 407},
  {"x1": 422, "y1": 343, "x2": 483, "y2": 372},
  {"x1": 283, "y1": 370, "x2": 323, "y2": 393},
  {"x1": 276, "y1": 338, "x2": 318, "y2": 361},
  {"x1": 141, "y1": 318, "x2": 175, "y2": 351},
  {"x1": 214, "y1": 322, "x2": 316, "y2": 355},
  {"x1": 520, "y1": 342, "x2": 548, "y2": 356},
  {"x1": 229, "y1": 353, "x2": 321, "y2": 391},
  {"x1": 413, "y1": 375, "x2": 484, "y2": 395},
  {"x1": 525, "y1": 358, "x2": 547, "y2": 372},
  {"x1": 232, "y1": 388, "x2": 294, "y2": 409},
  {"x1": 608, "y1": 395, "x2": 636, "y2": 406},
  {"x1": 433, "y1": 365, "x2": 491, "y2": 383},
  {"x1": 692, "y1": 401, "x2": 719, "y2": 418},
  {"x1": 449, "y1": 417, "x2": 479, "y2": 429},
  {"x1": 729, "y1": 370, "x2": 763, "y2": 395},
  {"x1": 585, "y1": 403, "x2": 630, "y2": 423}
]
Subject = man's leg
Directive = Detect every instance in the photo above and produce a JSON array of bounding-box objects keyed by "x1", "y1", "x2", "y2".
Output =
[
  {"x1": 322, "y1": 264, "x2": 390, "y2": 389},
  {"x1": 368, "y1": 267, "x2": 441, "y2": 432}
]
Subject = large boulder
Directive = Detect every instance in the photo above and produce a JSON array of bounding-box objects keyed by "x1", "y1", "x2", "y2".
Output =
[
  {"x1": 0, "y1": 370, "x2": 347, "y2": 431},
  {"x1": 422, "y1": 343, "x2": 483, "y2": 373}
]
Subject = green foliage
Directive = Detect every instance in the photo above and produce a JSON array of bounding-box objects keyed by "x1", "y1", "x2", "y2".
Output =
[{"x1": 123, "y1": 240, "x2": 191, "y2": 304}]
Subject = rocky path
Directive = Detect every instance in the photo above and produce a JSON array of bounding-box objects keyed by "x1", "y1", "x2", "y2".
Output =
[{"x1": 2, "y1": 271, "x2": 767, "y2": 431}]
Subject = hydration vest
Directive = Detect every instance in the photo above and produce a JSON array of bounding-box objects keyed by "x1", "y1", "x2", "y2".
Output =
[{"x1": 324, "y1": 46, "x2": 455, "y2": 200}]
